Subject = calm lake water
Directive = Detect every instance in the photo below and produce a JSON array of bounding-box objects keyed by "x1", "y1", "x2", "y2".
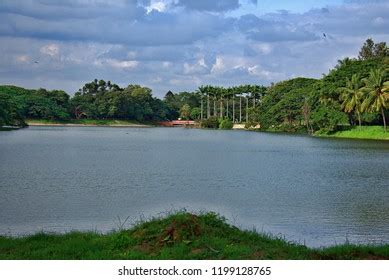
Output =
[{"x1": 0, "y1": 126, "x2": 388, "y2": 247}]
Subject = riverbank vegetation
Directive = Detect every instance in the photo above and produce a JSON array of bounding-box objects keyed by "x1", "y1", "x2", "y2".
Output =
[
  {"x1": 0, "y1": 83, "x2": 169, "y2": 127},
  {"x1": 0, "y1": 212, "x2": 387, "y2": 260},
  {"x1": 1, "y1": 39, "x2": 388, "y2": 139},
  {"x1": 26, "y1": 119, "x2": 149, "y2": 127}
]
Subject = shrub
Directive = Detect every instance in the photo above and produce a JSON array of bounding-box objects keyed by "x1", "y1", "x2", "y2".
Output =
[
  {"x1": 200, "y1": 117, "x2": 220, "y2": 129},
  {"x1": 219, "y1": 119, "x2": 233, "y2": 130}
]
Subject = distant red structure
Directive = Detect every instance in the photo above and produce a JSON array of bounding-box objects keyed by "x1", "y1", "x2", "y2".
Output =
[{"x1": 158, "y1": 120, "x2": 196, "y2": 127}]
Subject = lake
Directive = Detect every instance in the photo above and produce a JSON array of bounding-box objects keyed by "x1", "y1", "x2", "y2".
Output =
[{"x1": 0, "y1": 126, "x2": 388, "y2": 247}]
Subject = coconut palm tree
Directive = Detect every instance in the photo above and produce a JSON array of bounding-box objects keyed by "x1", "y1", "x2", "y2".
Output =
[
  {"x1": 338, "y1": 74, "x2": 364, "y2": 127},
  {"x1": 239, "y1": 86, "x2": 243, "y2": 123},
  {"x1": 231, "y1": 87, "x2": 236, "y2": 123},
  {"x1": 199, "y1": 86, "x2": 210, "y2": 119},
  {"x1": 225, "y1": 88, "x2": 230, "y2": 120},
  {"x1": 361, "y1": 69, "x2": 389, "y2": 131},
  {"x1": 212, "y1": 87, "x2": 217, "y2": 117},
  {"x1": 219, "y1": 87, "x2": 224, "y2": 118},
  {"x1": 200, "y1": 92, "x2": 204, "y2": 120},
  {"x1": 246, "y1": 93, "x2": 249, "y2": 122}
]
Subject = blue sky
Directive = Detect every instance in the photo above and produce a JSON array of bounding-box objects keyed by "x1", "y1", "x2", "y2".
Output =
[{"x1": 0, "y1": 0, "x2": 388, "y2": 96}]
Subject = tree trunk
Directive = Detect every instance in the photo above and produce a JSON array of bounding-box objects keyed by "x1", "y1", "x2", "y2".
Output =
[
  {"x1": 207, "y1": 94, "x2": 210, "y2": 119},
  {"x1": 246, "y1": 96, "x2": 249, "y2": 122},
  {"x1": 239, "y1": 94, "x2": 242, "y2": 123},
  {"x1": 226, "y1": 99, "x2": 229, "y2": 119},
  {"x1": 382, "y1": 107, "x2": 387, "y2": 132},
  {"x1": 201, "y1": 97, "x2": 203, "y2": 120},
  {"x1": 233, "y1": 97, "x2": 235, "y2": 123},
  {"x1": 220, "y1": 98, "x2": 223, "y2": 118},
  {"x1": 213, "y1": 97, "x2": 216, "y2": 117},
  {"x1": 357, "y1": 111, "x2": 361, "y2": 128}
]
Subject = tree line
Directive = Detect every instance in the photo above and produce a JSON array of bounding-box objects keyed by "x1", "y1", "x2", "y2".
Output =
[
  {"x1": 164, "y1": 39, "x2": 388, "y2": 132},
  {"x1": 1, "y1": 38, "x2": 388, "y2": 132},
  {"x1": 0, "y1": 81, "x2": 170, "y2": 126}
]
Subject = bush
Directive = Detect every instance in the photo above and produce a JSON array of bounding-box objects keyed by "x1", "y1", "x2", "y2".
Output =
[
  {"x1": 200, "y1": 117, "x2": 220, "y2": 129},
  {"x1": 219, "y1": 119, "x2": 233, "y2": 130},
  {"x1": 310, "y1": 104, "x2": 348, "y2": 133},
  {"x1": 244, "y1": 121, "x2": 261, "y2": 130}
]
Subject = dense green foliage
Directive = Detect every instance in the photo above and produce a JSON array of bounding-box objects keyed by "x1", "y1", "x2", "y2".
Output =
[
  {"x1": 200, "y1": 117, "x2": 220, "y2": 129},
  {"x1": 1, "y1": 212, "x2": 388, "y2": 260},
  {"x1": 219, "y1": 119, "x2": 233, "y2": 130},
  {"x1": 0, "y1": 81, "x2": 170, "y2": 126},
  {"x1": 257, "y1": 39, "x2": 389, "y2": 133},
  {"x1": 258, "y1": 78, "x2": 321, "y2": 132},
  {"x1": 0, "y1": 90, "x2": 26, "y2": 127},
  {"x1": 26, "y1": 119, "x2": 147, "y2": 126},
  {"x1": 70, "y1": 80, "x2": 168, "y2": 122},
  {"x1": 164, "y1": 91, "x2": 201, "y2": 120},
  {"x1": 0, "y1": 85, "x2": 70, "y2": 123},
  {"x1": 358, "y1": 38, "x2": 389, "y2": 60}
]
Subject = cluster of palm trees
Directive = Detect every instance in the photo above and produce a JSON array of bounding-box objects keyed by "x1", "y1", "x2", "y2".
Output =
[
  {"x1": 198, "y1": 85, "x2": 266, "y2": 123},
  {"x1": 338, "y1": 68, "x2": 389, "y2": 131}
]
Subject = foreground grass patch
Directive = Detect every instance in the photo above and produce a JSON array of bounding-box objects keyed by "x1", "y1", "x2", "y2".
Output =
[{"x1": 0, "y1": 212, "x2": 388, "y2": 260}]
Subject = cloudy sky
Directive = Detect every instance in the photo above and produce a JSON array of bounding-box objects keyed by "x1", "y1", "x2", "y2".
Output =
[{"x1": 0, "y1": 0, "x2": 388, "y2": 96}]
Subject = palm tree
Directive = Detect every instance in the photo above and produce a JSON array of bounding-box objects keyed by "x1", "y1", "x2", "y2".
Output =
[
  {"x1": 200, "y1": 92, "x2": 204, "y2": 120},
  {"x1": 231, "y1": 87, "x2": 236, "y2": 123},
  {"x1": 219, "y1": 87, "x2": 224, "y2": 119},
  {"x1": 338, "y1": 74, "x2": 364, "y2": 127},
  {"x1": 199, "y1": 86, "x2": 210, "y2": 119},
  {"x1": 361, "y1": 69, "x2": 389, "y2": 131},
  {"x1": 212, "y1": 88, "x2": 217, "y2": 117},
  {"x1": 225, "y1": 88, "x2": 230, "y2": 120},
  {"x1": 238, "y1": 93, "x2": 241, "y2": 123},
  {"x1": 246, "y1": 93, "x2": 249, "y2": 122}
]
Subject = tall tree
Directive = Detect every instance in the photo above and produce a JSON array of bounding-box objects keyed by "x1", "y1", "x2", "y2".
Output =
[
  {"x1": 361, "y1": 69, "x2": 389, "y2": 131},
  {"x1": 359, "y1": 38, "x2": 389, "y2": 60},
  {"x1": 180, "y1": 104, "x2": 191, "y2": 120},
  {"x1": 338, "y1": 74, "x2": 364, "y2": 127}
]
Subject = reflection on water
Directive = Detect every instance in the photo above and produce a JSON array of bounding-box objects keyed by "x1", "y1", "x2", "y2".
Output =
[{"x1": 0, "y1": 126, "x2": 388, "y2": 247}]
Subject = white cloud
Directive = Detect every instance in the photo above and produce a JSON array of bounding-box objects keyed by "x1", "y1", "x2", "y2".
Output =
[
  {"x1": 253, "y1": 43, "x2": 272, "y2": 55},
  {"x1": 146, "y1": 0, "x2": 169, "y2": 13},
  {"x1": 162, "y1": 61, "x2": 172, "y2": 68},
  {"x1": 40, "y1": 44, "x2": 59, "y2": 57},
  {"x1": 372, "y1": 16, "x2": 385, "y2": 26},
  {"x1": 183, "y1": 58, "x2": 208, "y2": 74},
  {"x1": 211, "y1": 56, "x2": 225, "y2": 74},
  {"x1": 15, "y1": 55, "x2": 30, "y2": 63},
  {"x1": 106, "y1": 59, "x2": 139, "y2": 69}
]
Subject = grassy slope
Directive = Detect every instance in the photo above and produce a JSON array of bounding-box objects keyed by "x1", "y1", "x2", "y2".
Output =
[
  {"x1": 316, "y1": 126, "x2": 389, "y2": 140},
  {"x1": 26, "y1": 119, "x2": 150, "y2": 126},
  {"x1": 0, "y1": 212, "x2": 388, "y2": 260}
]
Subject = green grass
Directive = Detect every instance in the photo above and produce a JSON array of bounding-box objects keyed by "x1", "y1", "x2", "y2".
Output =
[
  {"x1": 26, "y1": 119, "x2": 150, "y2": 126},
  {"x1": 316, "y1": 126, "x2": 389, "y2": 140},
  {"x1": 0, "y1": 212, "x2": 388, "y2": 260}
]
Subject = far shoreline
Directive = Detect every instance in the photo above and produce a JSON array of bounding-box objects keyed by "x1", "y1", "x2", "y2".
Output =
[
  {"x1": 10, "y1": 120, "x2": 389, "y2": 141},
  {"x1": 26, "y1": 119, "x2": 152, "y2": 128},
  {"x1": 27, "y1": 123, "x2": 152, "y2": 128}
]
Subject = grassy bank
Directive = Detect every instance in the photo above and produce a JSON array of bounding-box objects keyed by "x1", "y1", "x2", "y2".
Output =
[
  {"x1": 0, "y1": 212, "x2": 388, "y2": 260},
  {"x1": 26, "y1": 119, "x2": 151, "y2": 127},
  {"x1": 315, "y1": 126, "x2": 389, "y2": 140}
]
